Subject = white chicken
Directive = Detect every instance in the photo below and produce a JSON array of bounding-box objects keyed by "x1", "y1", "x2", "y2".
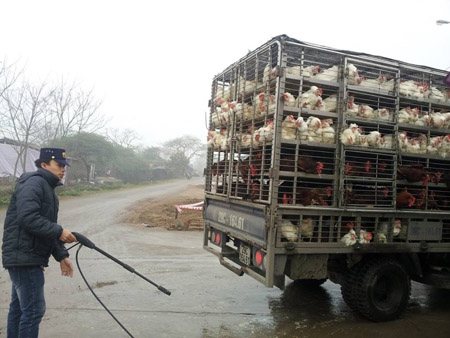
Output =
[
  {"x1": 314, "y1": 65, "x2": 339, "y2": 82},
  {"x1": 359, "y1": 230, "x2": 373, "y2": 244},
  {"x1": 363, "y1": 131, "x2": 382, "y2": 148},
  {"x1": 296, "y1": 116, "x2": 310, "y2": 140},
  {"x1": 415, "y1": 113, "x2": 431, "y2": 126},
  {"x1": 254, "y1": 93, "x2": 276, "y2": 115},
  {"x1": 263, "y1": 64, "x2": 277, "y2": 84},
  {"x1": 347, "y1": 63, "x2": 362, "y2": 85},
  {"x1": 380, "y1": 78, "x2": 395, "y2": 92},
  {"x1": 430, "y1": 112, "x2": 446, "y2": 128},
  {"x1": 300, "y1": 86, "x2": 323, "y2": 110},
  {"x1": 340, "y1": 123, "x2": 361, "y2": 146},
  {"x1": 399, "y1": 80, "x2": 417, "y2": 97},
  {"x1": 427, "y1": 135, "x2": 443, "y2": 155},
  {"x1": 322, "y1": 95, "x2": 337, "y2": 112},
  {"x1": 281, "y1": 115, "x2": 297, "y2": 140},
  {"x1": 375, "y1": 108, "x2": 390, "y2": 121},
  {"x1": 341, "y1": 229, "x2": 357, "y2": 246},
  {"x1": 306, "y1": 116, "x2": 322, "y2": 142},
  {"x1": 281, "y1": 92, "x2": 297, "y2": 107},
  {"x1": 344, "y1": 96, "x2": 359, "y2": 116},
  {"x1": 300, "y1": 218, "x2": 315, "y2": 239},
  {"x1": 320, "y1": 119, "x2": 336, "y2": 144},
  {"x1": 280, "y1": 219, "x2": 298, "y2": 242},
  {"x1": 302, "y1": 65, "x2": 320, "y2": 77},
  {"x1": 379, "y1": 134, "x2": 393, "y2": 149},
  {"x1": 426, "y1": 86, "x2": 445, "y2": 102},
  {"x1": 358, "y1": 104, "x2": 375, "y2": 119},
  {"x1": 358, "y1": 75, "x2": 385, "y2": 90}
]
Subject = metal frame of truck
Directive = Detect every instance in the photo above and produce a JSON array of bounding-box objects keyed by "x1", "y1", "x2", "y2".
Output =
[{"x1": 203, "y1": 35, "x2": 450, "y2": 321}]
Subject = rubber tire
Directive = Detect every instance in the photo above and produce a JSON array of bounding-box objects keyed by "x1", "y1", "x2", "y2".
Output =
[
  {"x1": 341, "y1": 262, "x2": 364, "y2": 312},
  {"x1": 354, "y1": 258, "x2": 411, "y2": 322},
  {"x1": 294, "y1": 278, "x2": 327, "y2": 287}
]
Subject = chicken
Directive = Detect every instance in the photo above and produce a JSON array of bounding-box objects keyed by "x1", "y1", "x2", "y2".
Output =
[
  {"x1": 282, "y1": 92, "x2": 297, "y2": 107},
  {"x1": 358, "y1": 75, "x2": 385, "y2": 90},
  {"x1": 344, "y1": 96, "x2": 359, "y2": 116},
  {"x1": 427, "y1": 135, "x2": 443, "y2": 155},
  {"x1": 300, "y1": 86, "x2": 323, "y2": 110},
  {"x1": 280, "y1": 219, "x2": 298, "y2": 242},
  {"x1": 415, "y1": 113, "x2": 431, "y2": 126},
  {"x1": 345, "y1": 159, "x2": 374, "y2": 177},
  {"x1": 379, "y1": 134, "x2": 393, "y2": 149},
  {"x1": 295, "y1": 187, "x2": 332, "y2": 206},
  {"x1": 430, "y1": 112, "x2": 446, "y2": 128},
  {"x1": 314, "y1": 65, "x2": 339, "y2": 82},
  {"x1": 302, "y1": 65, "x2": 320, "y2": 77},
  {"x1": 358, "y1": 104, "x2": 375, "y2": 119},
  {"x1": 375, "y1": 220, "x2": 402, "y2": 243},
  {"x1": 341, "y1": 229, "x2": 357, "y2": 246},
  {"x1": 396, "y1": 187, "x2": 416, "y2": 208},
  {"x1": 397, "y1": 164, "x2": 429, "y2": 185},
  {"x1": 346, "y1": 63, "x2": 362, "y2": 85},
  {"x1": 253, "y1": 120, "x2": 275, "y2": 146},
  {"x1": 300, "y1": 218, "x2": 314, "y2": 239},
  {"x1": 359, "y1": 229, "x2": 373, "y2": 244},
  {"x1": 426, "y1": 86, "x2": 445, "y2": 102},
  {"x1": 340, "y1": 123, "x2": 361, "y2": 146},
  {"x1": 361, "y1": 131, "x2": 382, "y2": 148},
  {"x1": 380, "y1": 78, "x2": 395, "y2": 92},
  {"x1": 296, "y1": 116, "x2": 309, "y2": 140},
  {"x1": 375, "y1": 108, "x2": 390, "y2": 121},
  {"x1": 399, "y1": 80, "x2": 426, "y2": 98},
  {"x1": 322, "y1": 94, "x2": 337, "y2": 112},
  {"x1": 306, "y1": 116, "x2": 322, "y2": 142},
  {"x1": 297, "y1": 156, "x2": 324, "y2": 175},
  {"x1": 254, "y1": 92, "x2": 276, "y2": 115},
  {"x1": 281, "y1": 115, "x2": 297, "y2": 140},
  {"x1": 320, "y1": 119, "x2": 335, "y2": 144},
  {"x1": 263, "y1": 64, "x2": 278, "y2": 84}
]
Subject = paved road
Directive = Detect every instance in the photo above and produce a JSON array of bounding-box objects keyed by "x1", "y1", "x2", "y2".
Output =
[{"x1": 0, "y1": 178, "x2": 449, "y2": 338}]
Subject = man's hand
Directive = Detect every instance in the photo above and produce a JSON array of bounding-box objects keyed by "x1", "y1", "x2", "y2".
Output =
[
  {"x1": 60, "y1": 229, "x2": 77, "y2": 243},
  {"x1": 60, "y1": 258, "x2": 74, "y2": 278}
]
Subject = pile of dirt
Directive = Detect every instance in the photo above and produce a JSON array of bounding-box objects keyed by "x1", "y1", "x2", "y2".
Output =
[{"x1": 124, "y1": 184, "x2": 204, "y2": 231}]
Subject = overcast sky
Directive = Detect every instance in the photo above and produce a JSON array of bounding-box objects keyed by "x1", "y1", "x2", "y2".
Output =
[{"x1": 1, "y1": 0, "x2": 450, "y2": 147}]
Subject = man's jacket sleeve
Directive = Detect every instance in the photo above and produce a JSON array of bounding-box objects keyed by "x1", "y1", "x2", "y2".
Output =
[
  {"x1": 52, "y1": 240, "x2": 69, "y2": 262},
  {"x1": 15, "y1": 178, "x2": 63, "y2": 239}
]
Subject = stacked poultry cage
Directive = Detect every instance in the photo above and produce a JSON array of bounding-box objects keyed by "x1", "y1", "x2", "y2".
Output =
[{"x1": 205, "y1": 35, "x2": 450, "y2": 249}]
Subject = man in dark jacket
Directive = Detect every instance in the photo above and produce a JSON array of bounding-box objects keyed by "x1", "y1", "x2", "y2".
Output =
[{"x1": 2, "y1": 148, "x2": 77, "y2": 338}]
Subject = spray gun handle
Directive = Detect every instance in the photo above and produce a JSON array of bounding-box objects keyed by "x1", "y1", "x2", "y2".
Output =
[{"x1": 72, "y1": 232, "x2": 96, "y2": 249}]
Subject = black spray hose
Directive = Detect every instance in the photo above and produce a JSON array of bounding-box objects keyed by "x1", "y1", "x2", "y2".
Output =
[{"x1": 68, "y1": 232, "x2": 172, "y2": 338}]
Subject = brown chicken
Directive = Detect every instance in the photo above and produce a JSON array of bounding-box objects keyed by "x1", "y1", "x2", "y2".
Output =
[
  {"x1": 397, "y1": 164, "x2": 429, "y2": 186},
  {"x1": 296, "y1": 186, "x2": 332, "y2": 206},
  {"x1": 396, "y1": 187, "x2": 416, "y2": 208},
  {"x1": 297, "y1": 155, "x2": 324, "y2": 175}
]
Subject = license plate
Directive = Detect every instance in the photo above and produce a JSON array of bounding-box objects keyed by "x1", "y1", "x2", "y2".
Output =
[{"x1": 239, "y1": 245, "x2": 251, "y2": 266}]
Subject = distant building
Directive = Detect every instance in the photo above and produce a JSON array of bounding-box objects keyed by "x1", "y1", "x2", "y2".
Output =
[{"x1": 0, "y1": 140, "x2": 39, "y2": 178}]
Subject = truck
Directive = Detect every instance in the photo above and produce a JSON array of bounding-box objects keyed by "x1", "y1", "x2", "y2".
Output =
[{"x1": 202, "y1": 34, "x2": 450, "y2": 322}]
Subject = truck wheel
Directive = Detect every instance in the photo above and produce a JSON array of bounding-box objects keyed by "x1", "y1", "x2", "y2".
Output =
[
  {"x1": 294, "y1": 278, "x2": 327, "y2": 287},
  {"x1": 355, "y1": 258, "x2": 411, "y2": 322},
  {"x1": 341, "y1": 262, "x2": 363, "y2": 312}
]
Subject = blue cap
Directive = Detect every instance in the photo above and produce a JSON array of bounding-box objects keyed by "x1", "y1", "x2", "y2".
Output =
[{"x1": 39, "y1": 148, "x2": 70, "y2": 166}]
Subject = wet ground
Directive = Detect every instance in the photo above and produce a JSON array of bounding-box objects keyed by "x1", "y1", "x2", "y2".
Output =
[{"x1": 0, "y1": 179, "x2": 449, "y2": 338}]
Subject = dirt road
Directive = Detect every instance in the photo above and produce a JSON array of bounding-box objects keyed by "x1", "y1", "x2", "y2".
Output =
[{"x1": 0, "y1": 178, "x2": 449, "y2": 338}]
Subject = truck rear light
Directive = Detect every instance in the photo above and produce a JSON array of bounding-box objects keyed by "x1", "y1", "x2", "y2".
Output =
[
  {"x1": 214, "y1": 232, "x2": 222, "y2": 245},
  {"x1": 253, "y1": 249, "x2": 266, "y2": 270}
]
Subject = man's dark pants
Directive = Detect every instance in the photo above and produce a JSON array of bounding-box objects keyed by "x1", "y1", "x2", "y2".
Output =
[{"x1": 7, "y1": 266, "x2": 46, "y2": 338}]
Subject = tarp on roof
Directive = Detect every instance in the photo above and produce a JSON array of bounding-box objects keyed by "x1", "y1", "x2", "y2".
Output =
[{"x1": 0, "y1": 144, "x2": 39, "y2": 178}]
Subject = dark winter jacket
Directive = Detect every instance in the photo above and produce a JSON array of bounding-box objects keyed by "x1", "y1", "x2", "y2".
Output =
[{"x1": 2, "y1": 168, "x2": 69, "y2": 268}]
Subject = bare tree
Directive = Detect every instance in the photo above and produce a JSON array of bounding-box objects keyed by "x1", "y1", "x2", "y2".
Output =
[
  {"x1": 105, "y1": 128, "x2": 141, "y2": 148},
  {"x1": 0, "y1": 80, "x2": 50, "y2": 178},
  {"x1": 163, "y1": 135, "x2": 205, "y2": 162},
  {"x1": 41, "y1": 79, "x2": 107, "y2": 145}
]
